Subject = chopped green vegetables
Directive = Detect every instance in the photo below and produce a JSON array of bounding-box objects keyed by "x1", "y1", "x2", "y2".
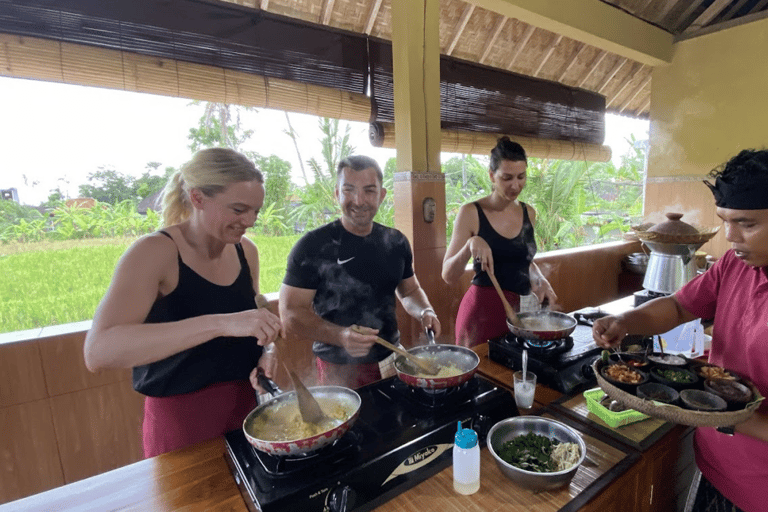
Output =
[
  {"x1": 498, "y1": 432, "x2": 559, "y2": 472},
  {"x1": 655, "y1": 368, "x2": 694, "y2": 383}
]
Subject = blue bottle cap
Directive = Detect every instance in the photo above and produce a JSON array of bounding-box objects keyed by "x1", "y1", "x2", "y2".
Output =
[{"x1": 454, "y1": 421, "x2": 478, "y2": 449}]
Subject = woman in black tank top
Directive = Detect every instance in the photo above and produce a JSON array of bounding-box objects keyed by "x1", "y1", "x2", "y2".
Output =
[
  {"x1": 83, "y1": 148, "x2": 284, "y2": 457},
  {"x1": 442, "y1": 137, "x2": 559, "y2": 347}
]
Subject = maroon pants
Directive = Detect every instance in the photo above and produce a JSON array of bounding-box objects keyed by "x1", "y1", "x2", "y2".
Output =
[
  {"x1": 316, "y1": 357, "x2": 382, "y2": 389},
  {"x1": 455, "y1": 284, "x2": 520, "y2": 348},
  {"x1": 142, "y1": 380, "x2": 257, "y2": 458}
]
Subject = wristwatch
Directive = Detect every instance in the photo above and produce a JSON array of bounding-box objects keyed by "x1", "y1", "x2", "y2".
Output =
[{"x1": 716, "y1": 425, "x2": 735, "y2": 436}]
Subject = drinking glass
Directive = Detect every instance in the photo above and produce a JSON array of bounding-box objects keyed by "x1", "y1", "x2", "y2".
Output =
[{"x1": 513, "y1": 371, "x2": 537, "y2": 409}]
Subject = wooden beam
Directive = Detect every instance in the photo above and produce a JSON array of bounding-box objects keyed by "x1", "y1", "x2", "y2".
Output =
[
  {"x1": 365, "y1": 0, "x2": 384, "y2": 35},
  {"x1": 618, "y1": 72, "x2": 652, "y2": 114},
  {"x1": 720, "y1": 0, "x2": 750, "y2": 22},
  {"x1": 507, "y1": 24, "x2": 536, "y2": 70},
  {"x1": 321, "y1": 0, "x2": 336, "y2": 25},
  {"x1": 683, "y1": 0, "x2": 732, "y2": 34},
  {"x1": 673, "y1": 0, "x2": 708, "y2": 32},
  {"x1": 466, "y1": 0, "x2": 673, "y2": 66},
  {"x1": 597, "y1": 56, "x2": 627, "y2": 94},
  {"x1": 675, "y1": 5, "x2": 768, "y2": 40},
  {"x1": 606, "y1": 63, "x2": 642, "y2": 108},
  {"x1": 748, "y1": 0, "x2": 768, "y2": 15},
  {"x1": 557, "y1": 43, "x2": 587, "y2": 82},
  {"x1": 577, "y1": 49, "x2": 607, "y2": 88},
  {"x1": 652, "y1": 0, "x2": 685, "y2": 24},
  {"x1": 534, "y1": 34, "x2": 562, "y2": 77},
  {"x1": 447, "y1": 5, "x2": 475, "y2": 55},
  {"x1": 479, "y1": 15, "x2": 507, "y2": 64}
]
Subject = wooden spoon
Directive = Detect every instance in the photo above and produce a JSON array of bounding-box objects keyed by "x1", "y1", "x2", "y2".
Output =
[
  {"x1": 351, "y1": 325, "x2": 440, "y2": 375},
  {"x1": 284, "y1": 363, "x2": 327, "y2": 424},
  {"x1": 255, "y1": 294, "x2": 327, "y2": 424},
  {"x1": 487, "y1": 271, "x2": 522, "y2": 327}
]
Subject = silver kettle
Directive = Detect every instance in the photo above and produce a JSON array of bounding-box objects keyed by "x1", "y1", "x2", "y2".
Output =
[
  {"x1": 642, "y1": 241, "x2": 699, "y2": 294},
  {"x1": 640, "y1": 213, "x2": 704, "y2": 294}
]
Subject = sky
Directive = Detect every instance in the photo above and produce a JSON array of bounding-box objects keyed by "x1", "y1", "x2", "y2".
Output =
[{"x1": 1, "y1": 76, "x2": 649, "y2": 206}]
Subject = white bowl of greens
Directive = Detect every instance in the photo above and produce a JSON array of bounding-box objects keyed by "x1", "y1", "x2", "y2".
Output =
[{"x1": 487, "y1": 416, "x2": 586, "y2": 490}]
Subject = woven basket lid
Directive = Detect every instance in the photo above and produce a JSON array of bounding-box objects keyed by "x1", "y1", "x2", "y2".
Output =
[{"x1": 647, "y1": 213, "x2": 699, "y2": 236}]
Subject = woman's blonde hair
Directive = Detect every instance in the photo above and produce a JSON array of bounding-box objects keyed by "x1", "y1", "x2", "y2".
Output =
[{"x1": 160, "y1": 147, "x2": 263, "y2": 227}]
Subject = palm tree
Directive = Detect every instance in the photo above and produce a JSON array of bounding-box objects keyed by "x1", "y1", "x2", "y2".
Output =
[{"x1": 289, "y1": 117, "x2": 355, "y2": 231}]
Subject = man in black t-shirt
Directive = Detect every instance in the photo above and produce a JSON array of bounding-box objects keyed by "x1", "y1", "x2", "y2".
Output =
[{"x1": 280, "y1": 155, "x2": 442, "y2": 388}]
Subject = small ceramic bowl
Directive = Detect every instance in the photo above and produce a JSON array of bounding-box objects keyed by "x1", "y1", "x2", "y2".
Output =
[
  {"x1": 600, "y1": 363, "x2": 649, "y2": 392},
  {"x1": 607, "y1": 353, "x2": 650, "y2": 369},
  {"x1": 650, "y1": 366, "x2": 698, "y2": 390},
  {"x1": 636, "y1": 382, "x2": 679, "y2": 405},
  {"x1": 704, "y1": 379, "x2": 753, "y2": 410},
  {"x1": 679, "y1": 389, "x2": 727, "y2": 412},
  {"x1": 647, "y1": 353, "x2": 687, "y2": 367},
  {"x1": 692, "y1": 363, "x2": 740, "y2": 382}
]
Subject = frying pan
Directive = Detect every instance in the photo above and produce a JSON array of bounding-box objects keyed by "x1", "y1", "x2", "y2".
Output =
[
  {"x1": 506, "y1": 310, "x2": 577, "y2": 341},
  {"x1": 243, "y1": 373, "x2": 361, "y2": 456},
  {"x1": 394, "y1": 329, "x2": 480, "y2": 389}
]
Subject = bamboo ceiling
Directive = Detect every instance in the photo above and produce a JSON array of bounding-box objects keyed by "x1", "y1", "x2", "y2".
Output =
[{"x1": 222, "y1": 0, "x2": 768, "y2": 120}]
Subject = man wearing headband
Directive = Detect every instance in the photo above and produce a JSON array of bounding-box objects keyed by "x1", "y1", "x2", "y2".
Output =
[{"x1": 592, "y1": 149, "x2": 768, "y2": 512}]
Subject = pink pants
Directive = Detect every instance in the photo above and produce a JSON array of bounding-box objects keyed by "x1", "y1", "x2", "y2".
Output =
[{"x1": 142, "y1": 380, "x2": 257, "y2": 458}]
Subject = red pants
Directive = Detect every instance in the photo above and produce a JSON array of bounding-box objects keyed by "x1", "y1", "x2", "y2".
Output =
[
  {"x1": 142, "y1": 380, "x2": 257, "y2": 458},
  {"x1": 316, "y1": 357, "x2": 382, "y2": 389},
  {"x1": 455, "y1": 284, "x2": 520, "y2": 347}
]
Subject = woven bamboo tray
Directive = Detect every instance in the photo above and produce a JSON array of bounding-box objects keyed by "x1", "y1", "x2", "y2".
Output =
[
  {"x1": 633, "y1": 226, "x2": 720, "y2": 245},
  {"x1": 592, "y1": 360, "x2": 764, "y2": 427}
]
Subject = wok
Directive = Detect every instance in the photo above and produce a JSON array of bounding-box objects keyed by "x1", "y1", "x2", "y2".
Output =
[
  {"x1": 243, "y1": 373, "x2": 361, "y2": 456},
  {"x1": 506, "y1": 310, "x2": 577, "y2": 341},
  {"x1": 394, "y1": 330, "x2": 479, "y2": 389}
]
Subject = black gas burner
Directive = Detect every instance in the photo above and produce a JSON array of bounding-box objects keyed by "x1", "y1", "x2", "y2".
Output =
[
  {"x1": 252, "y1": 429, "x2": 362, "y2": 476},
  {"x1": 517, "y1": 336, "x2": 573, "y2": 356},
  {"x1": 488, "y1": 323, "x2": 602, "y2": 394},
  {"x1": 387, "y1": 374, "x2": 478, "y2": 410},
  {"x1": 224, "y1": 375, "x2": 517, "y2": 512}
]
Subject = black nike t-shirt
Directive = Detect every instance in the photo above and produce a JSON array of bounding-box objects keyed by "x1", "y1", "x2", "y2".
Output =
[{"x1": 283, "y1": 220, "x2": 414, "y2": 364}]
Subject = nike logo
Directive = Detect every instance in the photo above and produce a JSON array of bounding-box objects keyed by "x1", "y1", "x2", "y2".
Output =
[{"x1": 337, "y1": 257, "x2": 355, "y2": 265}]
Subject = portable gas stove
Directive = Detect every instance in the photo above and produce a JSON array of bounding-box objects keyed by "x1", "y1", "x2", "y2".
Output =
[
  {"x1": 224, "y1": 375, "x2": 517, "y2": 512},
  {"x1": 488, "y1": 322, "x2": 602, "y2": 394}
]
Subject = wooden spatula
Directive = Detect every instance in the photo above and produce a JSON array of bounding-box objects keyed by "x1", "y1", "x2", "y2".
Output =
[
  {"x1": 488, "y1": 271, "x2": 522, "y2": 328},
  {"x1": 351, "y1": 325, "x2": 440, "y2": 375},
  {"x1": 254, "y1": 294, "x2": 327, "y2": 424}
]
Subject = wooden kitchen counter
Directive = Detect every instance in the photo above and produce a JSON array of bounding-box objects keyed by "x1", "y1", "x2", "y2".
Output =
[
  {"x1": 1, "y1": 338, "x2": 689, "y2": 512},
  {"x1": 0, "y1": 420, "x2": 635, "y2": 512}
]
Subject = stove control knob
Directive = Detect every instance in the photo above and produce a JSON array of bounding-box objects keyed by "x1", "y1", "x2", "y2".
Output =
[
  {"x1": 582, "y1": 357, "x2": 597, "y2": 379},
  {"x1": 327, "y1": 484, "x2": 356, "y2": 512},
  {"x1": 474, "y1": 414, "x2": 492, "y2": 439}
]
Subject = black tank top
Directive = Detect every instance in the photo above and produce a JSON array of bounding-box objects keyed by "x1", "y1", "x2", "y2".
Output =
[
  {"x1": 133, "y1": 231, "x2": 263, "y2": 397},
  {"x1": 470, "y1": 202, "x2": 536, "y2": 295}
]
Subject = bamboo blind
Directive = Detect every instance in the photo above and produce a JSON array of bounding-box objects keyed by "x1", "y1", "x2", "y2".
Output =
[
  {"x1": 0, "y1": 33, "x2": 371, "y2": 122},
  {"x1": 370, "y1": 122, "x2": 612, "y2": 162}
]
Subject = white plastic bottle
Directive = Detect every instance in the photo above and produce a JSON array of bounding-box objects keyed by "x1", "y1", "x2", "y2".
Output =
[{"x1": 453, "y1": 421, "x2": 480, "y2": 495}]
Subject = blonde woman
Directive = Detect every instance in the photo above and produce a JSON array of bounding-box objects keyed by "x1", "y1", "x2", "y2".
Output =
[{"x1": 84, "y1": 147, "x2": 281, "y2": 457}]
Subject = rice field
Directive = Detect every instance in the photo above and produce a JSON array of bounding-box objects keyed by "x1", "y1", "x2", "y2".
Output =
[{"x1": 0, "y1": 234, "x2": 300, "y2": 334}]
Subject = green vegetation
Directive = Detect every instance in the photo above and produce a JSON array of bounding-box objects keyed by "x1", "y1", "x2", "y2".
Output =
[
  {"x1": 1, "y1": 100, "x2": 646, "y2": 335},
  {"x1": 0, "y1": 234, "x2": 300, "y2": 334}
]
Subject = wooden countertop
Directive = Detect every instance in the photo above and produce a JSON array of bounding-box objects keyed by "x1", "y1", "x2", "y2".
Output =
[
  {"x1": 1, "y1": 423, "x2": 634, "y2": 512},
  {"x1": 1, "y1": 339, "x2": 657, "y2": 512}
]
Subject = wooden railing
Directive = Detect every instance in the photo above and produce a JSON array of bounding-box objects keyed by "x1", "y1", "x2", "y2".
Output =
[{"x1": 0, "y1": 240, "x2": 642, "y2": 505}]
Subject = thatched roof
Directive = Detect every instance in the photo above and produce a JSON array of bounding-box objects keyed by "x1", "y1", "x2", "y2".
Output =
[
  {"x1": 2, "y1": 0, "x2": 766, "y2": 124},
  {"x1": 222, "y1": 0, "x2": 768, "y2": 120}
]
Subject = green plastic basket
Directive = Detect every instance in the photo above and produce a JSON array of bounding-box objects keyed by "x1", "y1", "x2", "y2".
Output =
[{"x1": 583, "y1": 388, "x2": 650, "y2": 428}]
